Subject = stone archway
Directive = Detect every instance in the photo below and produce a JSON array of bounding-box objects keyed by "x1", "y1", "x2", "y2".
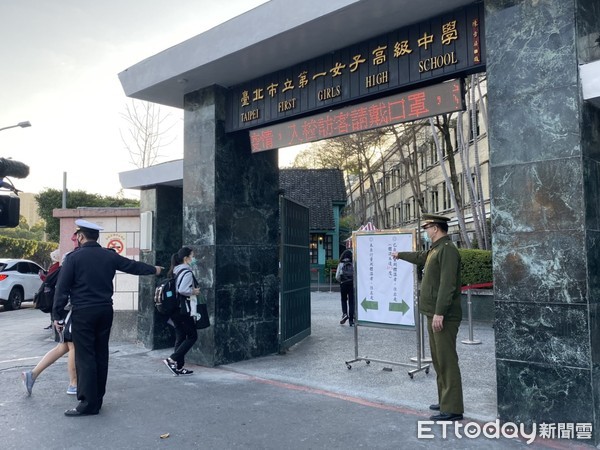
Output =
[{"x1": 119, "y1": 0, "x2": 600, "y2": 442}]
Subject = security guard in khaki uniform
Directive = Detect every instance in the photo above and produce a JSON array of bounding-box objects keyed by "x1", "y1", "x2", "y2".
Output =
[{"x1": 392, "y1": 213, "x2": 464, "y2": 421}]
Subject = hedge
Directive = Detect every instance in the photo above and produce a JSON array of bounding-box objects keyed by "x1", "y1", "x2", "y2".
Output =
[
  {"x1": 458, "y1": 249, "x2": 493, "y2": 287},
  {"x1": 0, "y1": 235, "x2": 59, "y2": 269},
  {"x1": 325, "y1": 248, "x2": 492, "y2": 287}
]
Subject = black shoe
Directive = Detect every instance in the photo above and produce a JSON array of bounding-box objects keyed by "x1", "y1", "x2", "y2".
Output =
[
  {"x1": 340, "y1": 314, "x2": 348, "y2": 324},
  {"x1": 64, "y1": 408, "x2": 98, "y2": 417},
  {"x1": 349, "y1": 321, "x2": 355, "y2": 327},
  {"x1": 176, "y1": 368, "x2": 194, "y2": 375},
  {"x1": 163, "y1": 359, "x2": 178, "y2": 376},
  {"x1": 430, "y1": 412, "x2": 463, "y2": 421},
  {"x1": 429, "y1": 404, "x2": 440, "y2": 411}
]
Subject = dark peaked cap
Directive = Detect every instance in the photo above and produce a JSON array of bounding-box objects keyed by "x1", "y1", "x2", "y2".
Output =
[{"x1": 421, "y1": 214, "x2": 451, "y2": 228}]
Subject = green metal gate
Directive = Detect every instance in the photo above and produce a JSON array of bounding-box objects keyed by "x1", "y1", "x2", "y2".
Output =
[{"x1": 279, "y1": 196, "x2": 311, "y2": 352}]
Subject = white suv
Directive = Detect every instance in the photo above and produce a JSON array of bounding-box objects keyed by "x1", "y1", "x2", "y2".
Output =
[{"x1": 0, "y1": 259, "x2": 45, "y2": 310}]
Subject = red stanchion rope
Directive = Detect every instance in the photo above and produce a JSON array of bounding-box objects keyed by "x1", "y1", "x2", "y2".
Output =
[{"x1": 461, "y1": 282, "x2": 493, "y2": 292}]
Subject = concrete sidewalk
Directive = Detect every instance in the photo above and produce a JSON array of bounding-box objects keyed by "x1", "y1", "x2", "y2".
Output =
[{"x1": 0, "y1": 293, "x2": 589, "y2": 449}]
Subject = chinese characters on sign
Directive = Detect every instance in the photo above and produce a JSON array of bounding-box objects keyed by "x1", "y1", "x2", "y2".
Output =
[
  {"x1": 250, "y1": 80, "x2": 463, "y2": 153},
  {"x1": 226, "y1": 3, "x2": 484, "y2": 132},
  {"x1": 355, "y1": 232, "x2": 415, "y2": 328}
]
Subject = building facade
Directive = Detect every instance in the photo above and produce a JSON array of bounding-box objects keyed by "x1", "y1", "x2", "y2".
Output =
[{"x1": 348, "y1": 78, "x2": 490, "y2": 247}]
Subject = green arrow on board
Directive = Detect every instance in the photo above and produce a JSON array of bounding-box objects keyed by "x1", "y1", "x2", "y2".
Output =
[
  {"x1": 361, "y1": 298, "x2": 379, "y2": 312},
  {"x1": 389, "y1": 300, "x2": 410, "y2": 315}
]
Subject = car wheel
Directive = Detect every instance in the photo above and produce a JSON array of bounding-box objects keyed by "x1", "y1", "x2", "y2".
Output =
[{"x1": 6, "y1": 287, "x2": 23, "y2": 310}]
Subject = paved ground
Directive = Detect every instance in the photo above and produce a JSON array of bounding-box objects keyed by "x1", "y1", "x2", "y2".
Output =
[{"x1": 0, "y1": 293, "x2": 592, "y2": 449}]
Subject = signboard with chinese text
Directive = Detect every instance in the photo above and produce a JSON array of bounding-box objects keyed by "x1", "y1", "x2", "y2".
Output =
[
  {"x1": 226, "y1": 3, "x2": 484, "y2": 132},
  {"x1": 250, "y1": 79, "x2": 463, "y2": 152},
  {"x1": 355, "y1": 230, "x2": 416, "y2": 328}
]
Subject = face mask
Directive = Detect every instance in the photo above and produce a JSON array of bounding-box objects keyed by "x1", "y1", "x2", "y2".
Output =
[
  {"x1": 421, "y1": 231, "x2": 431, "y2": 244},
  {"x1": 190, "y1": 257, "x2": 198, "y2": 267}
]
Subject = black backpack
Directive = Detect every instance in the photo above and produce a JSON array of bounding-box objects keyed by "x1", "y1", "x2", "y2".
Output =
[
  {"x1": 34, "y1": 268, "x2": 61, "y2": 314},
  {"x1": 154, "y1": 269, "x2": 190, "y2": 315},
  {"x1": 340, "y1": 260, "x2": 354, "y2": 283}
]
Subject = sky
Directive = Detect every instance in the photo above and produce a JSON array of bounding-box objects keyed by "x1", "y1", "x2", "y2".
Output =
[{"x1": 0, "y1": 0, "x2": 304, "y2": 198}]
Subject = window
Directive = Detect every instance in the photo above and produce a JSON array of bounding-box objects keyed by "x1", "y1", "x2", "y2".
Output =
[
  {"x1": 469, "y1": 103, "x2": 481, "y2": 141},
  {"x1": 404, "y1": 201, "x2": 411, "y2": 222},
  {"x1": 310, "y1": 235, "x2": 319, "y2": 264},
  {"x1": 324, "y1": 235, "x2": 333, "y2": 260},
  {"x1": 430, "y1": 141, "x2": 438, "y2": 164},
  {"x1": 470, "y1": 173, "x2": 480, "y2": 200},
  {"x1": 431, "y1": 189, "x2": 439, "y2": 213},
  {"x1": 442, "y1": 182, "x2": 449, "y2": 210}
]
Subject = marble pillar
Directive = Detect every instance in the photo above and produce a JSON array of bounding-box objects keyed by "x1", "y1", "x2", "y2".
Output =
[
  {"x1": 138, "y1": 186, "x2": 183, "y2": 349},
  {"x1": 183, "y1": 85, "x2": 280, "y2": 366},
  {"x1": 486, "y1": 0, "x2": 600, "y2": 441}
]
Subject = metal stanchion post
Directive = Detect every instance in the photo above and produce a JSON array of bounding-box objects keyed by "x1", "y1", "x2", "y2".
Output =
[
  {"x1": 316, "y1": 269, "x2": 320, "y2": 292},
  {"x1": 461, "y1": 289, "x2": 481, "y2": 345}
]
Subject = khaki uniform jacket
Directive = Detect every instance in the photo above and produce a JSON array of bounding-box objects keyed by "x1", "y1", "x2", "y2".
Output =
[{"x1": 395, "y1": 235, "x2": 462, "y2": 321}]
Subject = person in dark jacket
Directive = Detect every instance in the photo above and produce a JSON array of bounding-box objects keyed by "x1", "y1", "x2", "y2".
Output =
[
  {"x1": 335, "y1": 249, "x2": 355, "y2": 326},
  {"x1": 163, "y1": 247, "x2": 200, "y2": 376},
  {"x1": 53, "y1": 219, "x2": 162, "y2": 417},
  {"x1": 392, "y1": 213, "x2": 463, "y2": 422}
]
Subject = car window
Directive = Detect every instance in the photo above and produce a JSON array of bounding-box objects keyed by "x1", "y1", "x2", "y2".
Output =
[
  {"x1": 0, "y1": 262, "x2": 7, "y2": 271},
  {"x1": 17, "y1": 262, "x2": 29, "y2": 274},
  {"x1": 28, "y1": 262, "x2": 43, "y2": 274},
  {"x1": 1, "y1": 262, "x2": 17, "y2": 272}
]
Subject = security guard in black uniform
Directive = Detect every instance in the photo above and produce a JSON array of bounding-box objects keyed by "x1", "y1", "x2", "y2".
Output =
[
  {"x1": 53, "y1": 219, "x2": 162, "y2": 416},
  {"x1": 392, "y1": 214, "x2": 464, "y2": 422}
]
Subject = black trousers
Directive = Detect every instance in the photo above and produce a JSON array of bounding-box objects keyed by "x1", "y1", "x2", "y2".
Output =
[
  {"x1": 170, "y1": 312, "x2": 197, "y2": 369},
  {"x1": 340, "y1": 282, "x2": 355, "y2": 321},
  {"x1": 71, "y1": 305, "x2": 113, "y2": 414}
]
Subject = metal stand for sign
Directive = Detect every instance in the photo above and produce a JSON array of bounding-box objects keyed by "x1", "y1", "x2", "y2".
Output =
[
  {"x1": 344, "y1": 254, "x2": 430, "y2": 379},
  {"x1": 410, "y1": 312, "x2": 433, "y2": 363},
  {"x1": 344, "y1": 301, "x2": 430, "y2": 378}
]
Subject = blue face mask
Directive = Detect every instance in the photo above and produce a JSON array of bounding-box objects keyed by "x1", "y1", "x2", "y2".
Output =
[
  {"x1": 190, "y1": 257, "x2": 198, "y2": 267},
  {"x1": 421, "y1": 231, "x2": 431, "y2": 244}
]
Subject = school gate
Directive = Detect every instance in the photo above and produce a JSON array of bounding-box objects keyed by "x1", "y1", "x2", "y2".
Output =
[{"x1": 119, "y1": 0, "x2": 600, "y2": 442}]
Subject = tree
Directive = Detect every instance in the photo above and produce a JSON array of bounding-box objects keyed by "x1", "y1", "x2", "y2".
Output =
[
  {"x1": 0, "y1": 216, "x2": 45, "y2": 241},
  {"x1": 120, "y1": 99, "x2": 178, "y2": 168},
  {"x1": 35, "y1": 189, "x2": 140, "y2": 242}
]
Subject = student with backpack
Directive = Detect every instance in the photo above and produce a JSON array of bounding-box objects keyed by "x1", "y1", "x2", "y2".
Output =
[
  {"x1": 22, "y1": 250, "x2": 78, "y2": 396},
  {"x1": 163, "y1": 247, "x2": 200, "y2": 376},
  {"x1": 335, "y1": 249, "x2": 355, "y2": 326}
]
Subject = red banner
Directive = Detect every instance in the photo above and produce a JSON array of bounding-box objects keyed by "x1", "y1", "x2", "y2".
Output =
[{"x1": 250, "y1": 79, "x2": 464, "y2": 153}]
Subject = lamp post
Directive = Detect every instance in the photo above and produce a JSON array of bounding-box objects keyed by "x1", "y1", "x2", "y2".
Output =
[{"x1": 0, "y1": 121, "x2": 31, "y2": 132}]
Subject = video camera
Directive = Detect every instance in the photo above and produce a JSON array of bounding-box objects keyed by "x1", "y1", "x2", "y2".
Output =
[{"x1": 0, "y1": 158, "x2": 30, "y2": 228}]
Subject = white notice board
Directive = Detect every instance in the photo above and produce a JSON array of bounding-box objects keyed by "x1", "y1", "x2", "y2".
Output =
[{"x1": 354, "y1": 230, "x2": 416, "y2": 328}]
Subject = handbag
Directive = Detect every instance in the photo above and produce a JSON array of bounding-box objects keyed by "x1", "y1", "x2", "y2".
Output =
[{"x1": 195, "y1": 301, "x2": 211, "y2": 329}]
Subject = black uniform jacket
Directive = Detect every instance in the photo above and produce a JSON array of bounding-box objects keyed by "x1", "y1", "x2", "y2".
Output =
[{"x1": 52, "y1": 241, "x2": 156, "y2": 320}]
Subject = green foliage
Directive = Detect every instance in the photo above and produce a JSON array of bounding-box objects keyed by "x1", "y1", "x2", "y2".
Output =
[
  {"x1": 459, "y1": 249, "x2": 493, "y2": 287},
  {"x1": 0, "y1": 216, "x2": 45, "y2": 241},
  {"x1": 338, "y1": 215, "x2": 358, "y2": 245},
  {"x1": 0, "y1": 235, "x2": 58, "y2": 268},
  {"x1": 35, "y1": 189, "x2": 140, "y2": 242},
  {"x1": 325, "y1": 259, "x2": 339, "y2": 282}
]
